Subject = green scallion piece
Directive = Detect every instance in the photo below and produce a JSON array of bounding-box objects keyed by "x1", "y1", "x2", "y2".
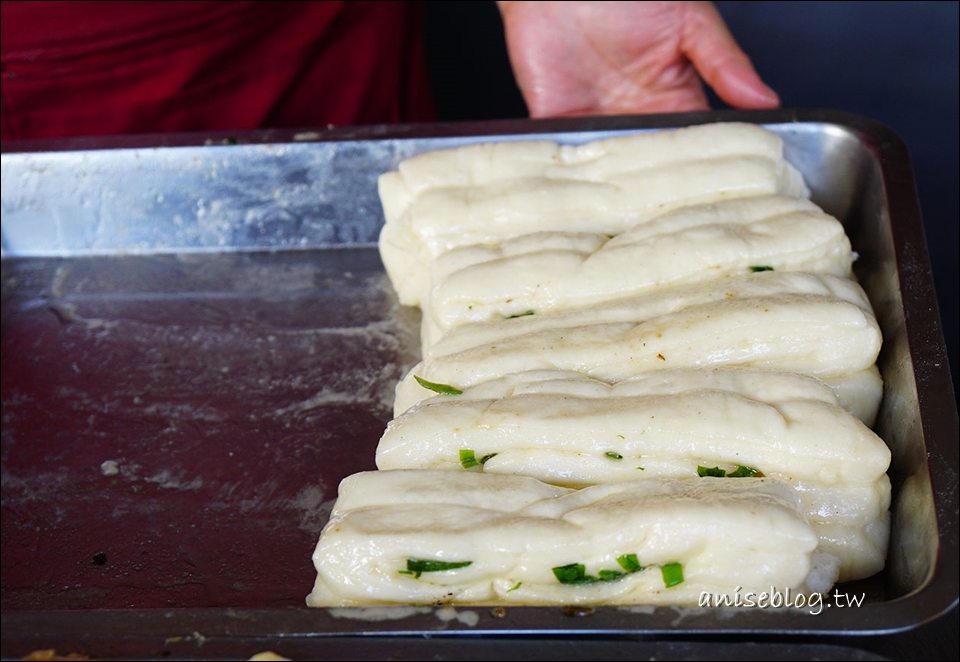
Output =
[
  {"x1": 505, "y1": 310, "x2": 535, "y2": 319},
  {"x1": 479, "y1": 453, "x2": 498, "y2": 465},
  {"x1": 460, "y1": 449, "x2": 480, "y2": 469},
  {"x1": 661, "y1": 562, "x2": 684, "y2": 587},
  {"x1": 552, "y1": 556, "x2": 646, "y2": 585},
  {"x1": 750, "y1": 265, "x2": 775, "y2": 272},
  {"x1": 403, "y1": 559, "x2": 472, "y2": 578},
  {"x1": 616, "y1": 554, "x2": 643, "y2": 573},
  {"x1": 728, "y1": 465, "x2": 761, "y2": 478},
  {"x1": 697, "y1": 465, "x2": 726, "y2": 477},
  {"x1": 415, "y1": 375, "x2": 463, "y2": 395},
  {"x1": 552, "y1": 563, "x2": 594, "y2": 584},
  {"x1": 605, "y1": 451, "x2": 623, "y2": 460}
]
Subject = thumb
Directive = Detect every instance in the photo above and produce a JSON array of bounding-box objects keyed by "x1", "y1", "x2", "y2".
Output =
[{"x1": 681, "y1": 3, "x2": 780, "y2": 109}]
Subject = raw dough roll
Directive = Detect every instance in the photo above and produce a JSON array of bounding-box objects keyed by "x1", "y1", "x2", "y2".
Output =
[
  {"x1": 380, "y1": 123, "x2": 809, "y2": 306},
  {"x1": 420, "y1": 196, "x2": 854, "y2": 335},
  {"x1": 307, "y1": 471, "x2": 834, "y2": 607},
  {"x1": 379, "y1": 369, "x2": 891, "y2": 581},
  {"x1": 424, "y1": 270, "x2": 875, "y2": 357},
  {"x1": 397, "y1": 293, "x2": 883, "y2": 417}
]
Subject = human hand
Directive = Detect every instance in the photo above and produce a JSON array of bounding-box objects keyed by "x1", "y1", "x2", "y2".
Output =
[{"x1": 497, "y1": 1, "x2": 779, "y2": 117}]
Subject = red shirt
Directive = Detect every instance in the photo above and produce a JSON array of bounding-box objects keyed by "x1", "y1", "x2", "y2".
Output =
[{"x1": 1, "y1": 1, "x2": 434, "y2": 139}]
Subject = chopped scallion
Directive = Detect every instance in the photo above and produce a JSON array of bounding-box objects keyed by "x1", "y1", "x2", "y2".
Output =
[
  {"x1": 460, "y1": 449, "x2": 480, "y2": 469},
  {"x1": 750, "y1": 265, "x2": 774, "y2": 272},
  {"x1": 661, "y1": 562, "x2": 684, "y2": 587},
  {"x1": 728, "y1": 465, "x2": 761, "y2": 478},
  {"x1": 616, "y1": 554, "x2": 643, "y2": 573},
  {"x1": 505, "y1": 310, "x2": 535, "y2": 319},
  {"x1": 415, "y1": 375, "x2": 463, "y2": 395},
  {"x1": 697, "y1": 465, "x2": 726, "y2": 477},
  {"x1": 598, "y1": 569, "x2": 624, "y2": 582},
  {"x1": 697, "y1": 464, "x2": 762, "y2": 478},
  {"x1": 553, "y1": 555, "x2": 644, "y2": 585},
  {"x1": 605, "y1": 451, "x2": 623, "y2": 460},
  {"x1": 403, "y1": 559, "x2": 472, "y2": 578},
  {"x1": 552, "y1": 563, "x2": 592, "y2": 584}
]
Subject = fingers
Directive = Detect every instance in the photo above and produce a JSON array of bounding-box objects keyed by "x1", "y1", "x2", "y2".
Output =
[
  {"x1": 681, "y1": 2, "x2": 780, "y2": 109},
  {"x1": 499, "y1": 1, "x2": 777, "y2": 116}
]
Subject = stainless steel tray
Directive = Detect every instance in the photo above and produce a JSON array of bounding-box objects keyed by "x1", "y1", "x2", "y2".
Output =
[{"x1": 2, "y1": 110, "x2": 957, "y2": 659}]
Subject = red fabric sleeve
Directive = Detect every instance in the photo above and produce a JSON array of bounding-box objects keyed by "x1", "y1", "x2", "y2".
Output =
[{"x1": 1, "y1": 1, "x2": 435, "y2": 139}]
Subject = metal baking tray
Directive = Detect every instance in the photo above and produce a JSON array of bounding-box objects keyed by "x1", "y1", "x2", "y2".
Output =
[{"x1": 2, "y1": 110, "x2": 957, "y2": 659}]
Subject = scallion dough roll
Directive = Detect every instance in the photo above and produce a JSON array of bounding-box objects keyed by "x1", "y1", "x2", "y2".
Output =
[
  {"x1": 420, "y1": 196, "x2": 854, "y2": 336},
  {"x1": 380, "y1": 123, "x2": 808, "y2": 306},
  {"x1": 307, "y1": 471, "x2": 835, "y2": 607},
  {"x1": 398, "y1": 293, "x2": 882, "y2": 419},
  {"x1": 379, "y1": 369, "x2": 890, "y2": 582}
]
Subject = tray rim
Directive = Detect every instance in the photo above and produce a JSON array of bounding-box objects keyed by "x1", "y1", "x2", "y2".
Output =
[{"x1": 0, "y1": 107, "x2": 933, "y2": 154}]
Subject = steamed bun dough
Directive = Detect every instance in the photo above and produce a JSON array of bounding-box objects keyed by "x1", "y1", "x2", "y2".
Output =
[
  {"x1": 396, "y1": 278, "x2": 883, "y2": 424},
  {"x1": 308, "y1": 471, "x2": 835, "y2": 606},
  {"x1": 379, "y1": 123, "x2": 809, "y2": 307},
  {"x1": 380, "y1": 368, "x2": 890, "y2": 582},
  {"x1": 306, "y1": 122, "x2": 892, "y2": 608}
]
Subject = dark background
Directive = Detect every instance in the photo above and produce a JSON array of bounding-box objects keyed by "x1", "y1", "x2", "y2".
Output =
[
  {"x1": 422, "y1": 2, "x2": 958, "y2": 659},
  {"x1": 422, "y1": 0, "x2": 959, "y2": 403}
]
